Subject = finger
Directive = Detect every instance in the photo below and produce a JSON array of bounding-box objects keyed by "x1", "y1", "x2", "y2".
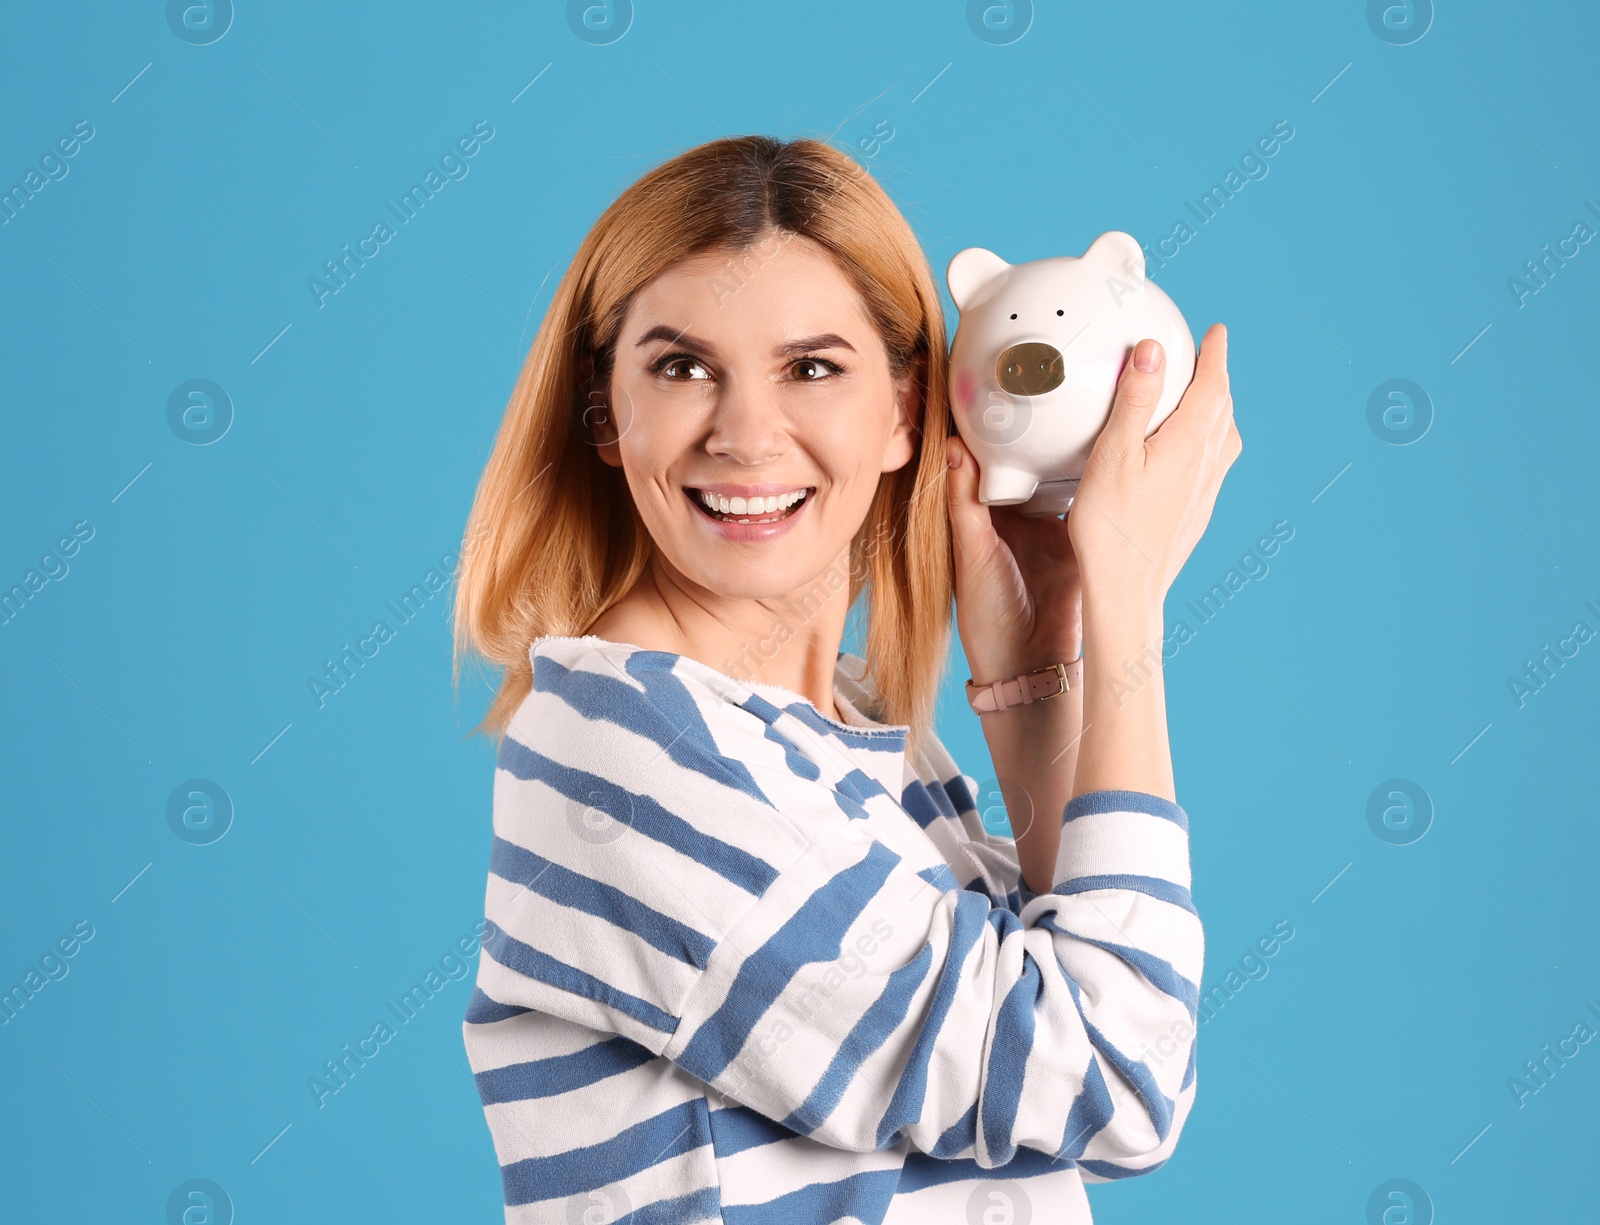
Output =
[
  {"x1": 1196, "y1": 322, "x2": 1228, "y2": 382},
  {"x1": 1154, "y1": 325, "x2": 1231, "y2": 448},
  {"x1": 1189, "y1": 323, "x2": 1231, "y2": 428},
  {"x1": 1097, "y1": 337, "x2": 1168, "y2": 457},
  {"x1": 1203, "y1": 390, "x2": 1235, "y2": 451},
  {"x1": 944, "y1": 435, "x2": 998, "y2": 563}
]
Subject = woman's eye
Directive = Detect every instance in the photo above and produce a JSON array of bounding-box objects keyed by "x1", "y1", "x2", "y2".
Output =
[
  {"x1": 656, "y1": 355, "x2": 710, "y2": 380},
  {"x1": 791, "y1": 357, "x2": 841, "y2": 381}
]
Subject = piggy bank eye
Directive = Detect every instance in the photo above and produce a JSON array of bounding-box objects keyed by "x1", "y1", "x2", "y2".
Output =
[{"x1": 996, "y1": 342, "x2": 1065, "y2": 396}]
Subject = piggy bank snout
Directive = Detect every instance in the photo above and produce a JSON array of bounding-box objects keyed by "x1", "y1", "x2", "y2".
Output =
[{"x1": 996, "y1": 342, "x2": 1064, "y2": 397}]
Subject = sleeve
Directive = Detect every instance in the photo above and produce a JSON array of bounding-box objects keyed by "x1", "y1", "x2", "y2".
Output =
[
  {"x1": 901, "y1": 745, "x2": 1047, "y2": 918},
  {"x1": 474, "y1": 650, "x2": 1202, "y2": 1177}
]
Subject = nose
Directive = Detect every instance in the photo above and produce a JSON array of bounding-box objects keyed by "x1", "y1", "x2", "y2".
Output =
[
  {"x1": 996, "y1": 342, "x2": 1064, "y2": 396},
  {"x1": 706, "y1": 379, "x2": 787, "y2": 465}
]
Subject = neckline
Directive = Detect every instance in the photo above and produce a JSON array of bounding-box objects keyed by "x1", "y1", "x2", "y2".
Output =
[{"x1": 532, "y1": 633, "x2": 911, "y2": 738}]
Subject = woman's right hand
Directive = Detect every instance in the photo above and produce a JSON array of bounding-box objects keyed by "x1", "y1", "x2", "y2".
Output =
[{"x1": 1067, "y1": 323, "x2": 1241, "y2": 603}]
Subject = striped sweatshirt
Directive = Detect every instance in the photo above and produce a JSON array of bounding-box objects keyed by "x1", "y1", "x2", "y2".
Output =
[{"x1": 463, "y1": 634, "x2": 1202, "y2": 1224}]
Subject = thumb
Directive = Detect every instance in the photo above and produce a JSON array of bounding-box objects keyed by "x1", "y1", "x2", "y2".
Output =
[
  {"x1": 945, "y1": 435, "x2": 997, "y2": 565},
  {"x1": 1098, "y1": 338, "x2": 1167, "y2": 456}
]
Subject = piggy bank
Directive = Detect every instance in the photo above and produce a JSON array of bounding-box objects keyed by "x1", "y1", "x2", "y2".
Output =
[{"x1": 946, "y1": 231, "x2": 1196, "y2": 516}]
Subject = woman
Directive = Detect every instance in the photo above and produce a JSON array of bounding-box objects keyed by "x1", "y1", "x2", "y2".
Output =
[{"x1": 453, "y1": 134, "x2": 1239, "y2": 1224}]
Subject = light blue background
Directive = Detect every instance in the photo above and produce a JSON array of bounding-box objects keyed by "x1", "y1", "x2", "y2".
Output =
[{"x1": 3, "y1": 2, "x2": 1596, "y2": 1221}]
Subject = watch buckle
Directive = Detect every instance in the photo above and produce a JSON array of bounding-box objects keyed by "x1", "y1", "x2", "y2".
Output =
[{"x1": 1036, "y1": 661, "x2": 1069, "y2": 700}]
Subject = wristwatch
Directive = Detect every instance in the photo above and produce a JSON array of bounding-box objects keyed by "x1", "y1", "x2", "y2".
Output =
[{"x1": 966, "y1": 656, "x2": 1084, "y2": 715}]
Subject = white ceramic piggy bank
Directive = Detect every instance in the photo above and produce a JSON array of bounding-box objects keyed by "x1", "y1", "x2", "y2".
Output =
[{"x1": 946, "y1": 230, "x2": 1196, "y2": 516}]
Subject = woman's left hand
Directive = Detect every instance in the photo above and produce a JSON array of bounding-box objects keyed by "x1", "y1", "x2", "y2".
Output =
[{"x1": 945, "y1": 434, "x2": 1083, "y2": 684}]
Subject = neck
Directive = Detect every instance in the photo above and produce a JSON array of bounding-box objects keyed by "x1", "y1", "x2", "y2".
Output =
[{"x1": 585, "y1": 549, "x2": 855, "y2": 720}]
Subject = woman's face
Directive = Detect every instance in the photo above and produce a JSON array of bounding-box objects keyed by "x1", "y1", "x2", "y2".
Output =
[{"x1": 595, "y1": 231, "x2": 920, "y2": 602}]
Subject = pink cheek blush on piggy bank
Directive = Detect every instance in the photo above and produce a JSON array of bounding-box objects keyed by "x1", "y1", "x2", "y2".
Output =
[{"x1": 946, "y1": 230, "x2": 1196, "y2": 516}]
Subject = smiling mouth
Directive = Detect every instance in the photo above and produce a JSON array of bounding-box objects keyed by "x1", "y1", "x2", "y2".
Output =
[{"x1": 685, "y1": 487, "x2": 814, "y2": 525}]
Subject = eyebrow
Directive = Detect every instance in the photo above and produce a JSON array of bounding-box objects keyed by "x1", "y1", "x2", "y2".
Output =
[{"x1": 632, "y1": 325, "x2": 857, "y2": 360}]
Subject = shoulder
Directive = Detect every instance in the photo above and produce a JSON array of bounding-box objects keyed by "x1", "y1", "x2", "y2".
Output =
[
  {"x1": 507, "y1": 634, "x2": 747, "y2": 769},
  {"x1": 501, "y1": 635, "x2": 821, "y2": 821},
  {"x1": 493, "y1": 635, "x2": 825, "y2": 890},
  {"x1": 516, "y1": 639, "x2": 892, "y2": 760}
]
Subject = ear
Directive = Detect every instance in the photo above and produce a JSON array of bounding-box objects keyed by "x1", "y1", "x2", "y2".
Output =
[
  {"x1": 946, "y1": 247, "x2": 1010, "y2": 312},
  {"x1": 573, "y1": 352, "x2": 623, "y2": 467},
  {"x1": 881, "y1": 351, "x2": 925, "y2": 474},
  {"x1": 1082, "y1": 230, "x2": 1145, "y2": 279}
]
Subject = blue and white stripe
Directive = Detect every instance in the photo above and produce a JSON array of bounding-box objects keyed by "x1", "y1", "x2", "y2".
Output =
[{"x1": 463, "y1": 634, "x2": 1202, "y2": 1224}]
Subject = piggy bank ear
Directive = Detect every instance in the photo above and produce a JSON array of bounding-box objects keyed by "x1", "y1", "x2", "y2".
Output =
[
  {"x1": 946, "y1": 247, "x2": 1010, "y2": 311},
  {"x1": 1082, "y1": 231, "x2": 1146, "y2": 279}
]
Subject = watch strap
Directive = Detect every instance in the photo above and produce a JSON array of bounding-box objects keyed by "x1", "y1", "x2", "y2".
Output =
[{"x1": 965, "y1": 656, "x2": 1084, "y2": 714}]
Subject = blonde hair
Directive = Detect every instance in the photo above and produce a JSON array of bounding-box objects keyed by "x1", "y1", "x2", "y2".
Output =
[{"x1": 451, "y1": 134, "x2": 953, "y2": 755}]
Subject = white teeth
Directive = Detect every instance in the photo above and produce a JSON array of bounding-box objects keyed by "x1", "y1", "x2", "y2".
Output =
[{"x1": 697, "y1": 488, "x2": 808, "y2": 517}]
